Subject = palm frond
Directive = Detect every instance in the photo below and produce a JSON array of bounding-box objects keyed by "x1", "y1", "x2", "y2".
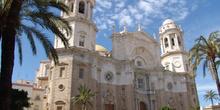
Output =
[
  {"x1": 15, "y1": 35, "x2": 22, "y2": 65},
  {"x1": 21, "y1": 24, "x2": 37, "y2": 55},
  {"x1": 72, "y1": 84, "x2": 97, "y2": 110}
]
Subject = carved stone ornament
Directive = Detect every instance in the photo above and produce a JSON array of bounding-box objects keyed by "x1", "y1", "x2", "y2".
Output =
[
  {"x1": 103, "y1": 90, "x2": 115, "y2": 104},
  {"x1": 168, "y1": 97, "x2": 175, "y2": 107},
  {"x1": 173, "y1": 61, "x2": 181, "y2": 68},
  {"x1": 58, "y1": 84, "x2": 65, "y2": 91}
]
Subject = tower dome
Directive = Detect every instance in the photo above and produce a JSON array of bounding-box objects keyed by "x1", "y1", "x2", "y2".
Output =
[
  {"x1": 159, "y1": 19, "x2": 179, "y2": 33},
  {"x1": 162, "y1": 19, "x2": 175, "y2": 25},
  {"x1": 95, "y1": 45, "x2": 108, "y2": 55}
]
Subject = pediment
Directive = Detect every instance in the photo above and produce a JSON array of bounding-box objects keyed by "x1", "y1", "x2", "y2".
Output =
[{"x1": 130, "y1": 31, "x2": 159, "y2": 44}]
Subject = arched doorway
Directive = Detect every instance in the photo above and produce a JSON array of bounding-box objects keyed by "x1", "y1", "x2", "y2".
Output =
[{"x1": 140, "y1": 102, "x2": 146, "y2": 110}]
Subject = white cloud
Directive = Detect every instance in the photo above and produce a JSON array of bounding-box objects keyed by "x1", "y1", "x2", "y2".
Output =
[
  {"x1": 197, "y1": 85, "x2": 217, "y2": 91},
  {"x1": 94, "y1": 0, "x2": 191, "y2": 31},
  {"x1": 174, "y1": 12, "x2": 188, "y2": 21},
  {"x1": 97, "y1": 23, "x2": 107, "y2": 30},
  {"x1": 104, "y1": 33, "x2": 108, "y2": 38},
  {"x1": 119, "y1": 15, "x2": 132, "y2": 26},
  {"x1": 135, "y1": 14, "x2": 143, "y2": 20},
  {"x1": 107, "y1": 19, "x2": 115, "y2": 26},
  {"x1": 95, "y1": 6, "x2": 104, "y2": 12},
  {"x1": 169, "y1": 0, "x2": 178, "y2": 4},
  {"x1": 128, "y1": 5, "x2": 138, "y2": 15},
  {"x1": 100, "y1": 1, "x2": 112, "y2": 9},
  {"x1": 116, "y1": 2, "x2": 125, "y2": 8},
  {"x1": 138, "y1": 1, "x2": 153, "y2": 16}
]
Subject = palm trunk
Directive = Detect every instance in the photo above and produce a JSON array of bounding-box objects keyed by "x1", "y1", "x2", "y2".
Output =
[
  {"x1": 210, "y1": 58, "x2": 220, "y2": 98},
  {"x1": 211, "y1": 98, "x2": 214, "y2": 106},
  {"x1": 0, "y1": 0, "x2": 23, "y2": 110},
  {"x1": 0, "y1": 17, "x2": 6, "y2": 39}
]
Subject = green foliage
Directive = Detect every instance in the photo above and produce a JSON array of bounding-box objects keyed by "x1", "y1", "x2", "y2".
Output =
[
  {"x1": 189, "y1": 31, "x2": 220, "y2": 77},
  {"x1": 190, "y1": 105, "x2": 200, "y2": 110},
  {"x1": 189, "y1": 31, "x2": 220, "y2": 96},
  {"x1": 10, "y1": 89, "x2": 31, "y2": 110},
  {"x1": 72, "y1": 84, "x2": 97, "y2": 110},
  {"x1": 0, "y1": 0, "x2": 72, "y2": 65},
  {"x1": 159, "y1": 106, "x2": 173, "y2": 110},
  {"x1": 204, "y1": 90, "x2": 219, "y2": 106}
]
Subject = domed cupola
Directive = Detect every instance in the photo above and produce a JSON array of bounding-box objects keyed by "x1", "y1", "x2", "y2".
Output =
[
  {"x1": 158, "y1": 19, "x2": 185, "y2": 55},
  {"x1": 159, "y1": 19, "x2": 179, "y2": 33},
  {"x1": 95, "y1": 45, "x2": 108, "y2": 56}
]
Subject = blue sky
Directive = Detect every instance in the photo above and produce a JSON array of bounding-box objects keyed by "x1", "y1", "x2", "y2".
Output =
[{"x1": 6, "y1": 0, "x2": 220, "y2": 107}]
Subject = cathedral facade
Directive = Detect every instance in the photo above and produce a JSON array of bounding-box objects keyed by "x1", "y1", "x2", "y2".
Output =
[{"x1": 35, "y1": 0, "x2": 199, "y2": 110}]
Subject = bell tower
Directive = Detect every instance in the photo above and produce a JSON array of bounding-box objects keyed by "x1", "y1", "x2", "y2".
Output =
[
  {"x1": 158, "y1": 19, "x2": 189, "y2": 73},
  {"x1": 54, "y1": 0, "x2": 98, "y2": 51}
]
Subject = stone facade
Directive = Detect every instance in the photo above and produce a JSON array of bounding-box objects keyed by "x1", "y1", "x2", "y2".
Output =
[{"x1": 34, "y1": 0, "x2": 199, "y2": 110}]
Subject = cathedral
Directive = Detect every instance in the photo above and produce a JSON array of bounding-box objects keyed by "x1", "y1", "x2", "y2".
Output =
[{"x1": 34, "y1": 0, "x2": 199, "y2": 110}]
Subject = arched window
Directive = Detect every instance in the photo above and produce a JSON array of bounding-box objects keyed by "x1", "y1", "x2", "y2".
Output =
[
  {"x1": 171, "y1": 38, "x2": 175, "y2": 46},
  {"x1": 71, "y1": 3, "x2": 74, "y2": 12},
  {"x1": 164, "y1": 38, "x2": 168, "y2": 48},
  {"x1": 79, "y1": 1, "x2": 85, "y2": 14},
  {"x1": 178, "y1": 37, "x2": 181, "y2": 46}
]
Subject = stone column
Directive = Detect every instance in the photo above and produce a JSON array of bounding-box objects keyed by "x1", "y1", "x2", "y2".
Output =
[
  {"x1": 87, "y1": 1, "x2": 90, "y2": 20},
  {"x1": 175, "y1": 34, "x2": 180, "y2": 49},
  {"x1": 91, "y1": 8, "x2": 94, "y2": 21},
  {"x1": 73, "y1": 0, "x2": 77, "y2": 16}
]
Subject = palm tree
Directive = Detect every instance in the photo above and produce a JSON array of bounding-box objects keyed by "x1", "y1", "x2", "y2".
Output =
[
  {"x1": 189, "y1": 31, "x2": 220, "y2": 97},
  {"x1": 204, "y1": 90, "x2": 219, "y2": 106},
  {"x1": 0, "y1": 0, "x2": 72, "y2": 109},
  {"x1": 72, "y1": 84, "x2": 97, "y2": 110}
]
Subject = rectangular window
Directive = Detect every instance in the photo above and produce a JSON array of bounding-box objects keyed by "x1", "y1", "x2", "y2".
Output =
[
  {"x1": 57, "y1": 106, "x2": 62, "y2": 110},
  {"x1": 79, "y1": 35, "x2": 85, "y2": 47},
  {"x1": 45, "y1": 67, "x2": 49, "y2": 76},
  {"x1": 79, "y1": 68, "x2": 84, "y2": 79},
  {"x1": 138, "y1": 79, "x2": 144, "y2": 90},
  {"x1": 60, "y1": 67, "x2": 65, "y2": 78}
]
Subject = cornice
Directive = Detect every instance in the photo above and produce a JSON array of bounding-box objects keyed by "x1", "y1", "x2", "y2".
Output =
[
  {"x1": 158, "y1": 28, "x2": 184, "y2": 37},
  {"x1": 160, "y1": 51, "x2": 189, "y2": 58},
  {"x1": 55, "y1": 46, "x2": 132, "y2": 65},
  {"x1": 65, "y1": 17, "x2": 98, "y2": 32}
]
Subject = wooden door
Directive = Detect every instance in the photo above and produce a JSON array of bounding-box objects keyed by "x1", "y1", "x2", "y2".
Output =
[
  {"x1": 140, "y1": 102, "x2": 146, "y2": 110},
  {"x1": 105, "y1": 104, "x2": 114, "y2": 110}
]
